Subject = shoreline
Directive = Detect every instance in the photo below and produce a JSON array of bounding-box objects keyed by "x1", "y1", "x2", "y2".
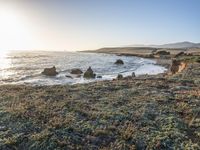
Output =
[
  {"x1": 82, "y1": 50, "x2": 172, "y2": 72},
  {"x1": 82, "y1": 46, "x2": 200, "y2": 70}
]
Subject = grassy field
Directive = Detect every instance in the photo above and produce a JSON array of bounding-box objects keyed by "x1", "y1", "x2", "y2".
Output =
[{"x1": 0, "y1": 56, "x2": 200, "y2": 149}]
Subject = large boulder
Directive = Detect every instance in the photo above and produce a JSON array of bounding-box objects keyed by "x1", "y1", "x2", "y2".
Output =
[
  {"x1": 42, "y1": 66, "x2": 58, "y2": 76},
  {"x1": 70, "y1": 68, "x2": 83, "y2": 74},
  {"x1": 115, "y1": 59, "x2": 124, "y2": 65},
  {"x1": 83, "y1": 67, "x2": 96, "y2": 79}
]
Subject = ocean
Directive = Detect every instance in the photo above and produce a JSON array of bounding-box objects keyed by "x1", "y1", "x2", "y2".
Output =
[{"x1": 0, "y1": 51, "x2": 167, "y2": 85}]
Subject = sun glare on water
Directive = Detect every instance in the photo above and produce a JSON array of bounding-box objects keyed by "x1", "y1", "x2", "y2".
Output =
[{"x1": 0, "y1": 50, "x2": 12, "y2": 79}]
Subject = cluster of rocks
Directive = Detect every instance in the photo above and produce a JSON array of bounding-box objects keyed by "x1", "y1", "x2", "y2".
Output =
[
  {"x1": 41, "y1": 59, "x2": 126, "y2": 79},
  {"x1": 174, "y1": 52, "x2": 193, "y2": 58},
  {"x1": 42, "y1": 66, "x2": 96, "y2": 79},
  {"x1": 116, "y1": 72, "x2": 136, "y2": 80},
  {"x1": 152, "y1": 50, "x2": 193, "y2": 59}
]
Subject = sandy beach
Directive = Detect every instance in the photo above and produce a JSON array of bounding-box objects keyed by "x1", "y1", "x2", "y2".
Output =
[{"x1": 0, "y1": 51, "x2": 200, "y2": 149}]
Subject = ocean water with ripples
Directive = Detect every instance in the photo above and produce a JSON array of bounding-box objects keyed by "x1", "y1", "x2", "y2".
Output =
[{"x1": 0, "y1": 51, "x2": 167, "y2": 85}]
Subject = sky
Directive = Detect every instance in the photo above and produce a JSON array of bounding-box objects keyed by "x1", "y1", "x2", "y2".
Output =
[{"x1": 0, "y1": 0, "x2": 199, "y2": 51}]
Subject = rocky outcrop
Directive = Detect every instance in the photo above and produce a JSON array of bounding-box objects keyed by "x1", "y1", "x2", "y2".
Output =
[
  {"x1": 170, "y1": 60, "x2": 187, "y2": 74},
  {"x1": 70, "y1": 68, "x2": 83, "y2": 74},
  {"x1": 175, "y1": 52, "x2": 185, "y2": 58},
  {"x1": 155, "y1": 51, "x2": 170, "y2": 55},
  {"x1": 83, "y1": 67, "x2": 96, "y2": 79},
  {"x1": 115, "y1": 59, "x2": 124, "y2": 65},
  {"x1": 42, "y1": 66, "x2": 58, "y2": 76}
]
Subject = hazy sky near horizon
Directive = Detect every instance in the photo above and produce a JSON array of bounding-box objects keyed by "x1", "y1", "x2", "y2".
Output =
[{"x1": 0, "y1": 0, "x2": 199, "y2": 51}]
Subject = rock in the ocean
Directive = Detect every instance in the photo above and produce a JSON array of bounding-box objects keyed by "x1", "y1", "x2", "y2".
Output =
[
  {"x1": 66, "y1": 75, "x2": 73, "y2": 79},
  {"x1": 70, "y1": 68, "x2": 83, "y2": 74},
  {"x1": 83, "y1": 67, "x2": 96, "y2": 79},
  {"x1": 117, "y1": 74, "x2": 123, "y2": 80},
  {"x1": 97, "y1": 75, "x2": 102, "y2": 78},
  {"x1": 115, "y1": 59, "x2": 124, "y2": 65},
  {"x1": 42, "y1": 66, "x2": 58, "y2": 76},
  {"x1": 132, "y1": 72, "x2": 136, "y2": 77}
]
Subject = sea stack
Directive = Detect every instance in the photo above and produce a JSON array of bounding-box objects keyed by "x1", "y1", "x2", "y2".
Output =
[{"x1": 83, "y1": 67, "x2": 96, "y2": 79}]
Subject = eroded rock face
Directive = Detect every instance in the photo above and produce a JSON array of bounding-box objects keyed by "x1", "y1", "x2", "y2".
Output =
[
  {"x1": 83, "y1": 67, "x2": 96, "y2": 79},
  {"x1": 70, "y1": 68, "x2": 83, "y2": 74},
  {"x1": 170, "y1": 60, "x2": 187, "y2": 74},
  {"x1": 115, "y1": 59, "x2": 124, "y2": 65},
  {"x1": 42, "y1": 66, "x2": 58, "y2": 76}
]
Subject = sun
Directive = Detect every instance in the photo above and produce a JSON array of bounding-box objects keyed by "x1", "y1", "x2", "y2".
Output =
[
  {"x1": 0, "y1": 5, "x2": 32, "y2": 51},
  {"x1": 0, "y1": 6, "x2": 22, "y2": 35}
]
